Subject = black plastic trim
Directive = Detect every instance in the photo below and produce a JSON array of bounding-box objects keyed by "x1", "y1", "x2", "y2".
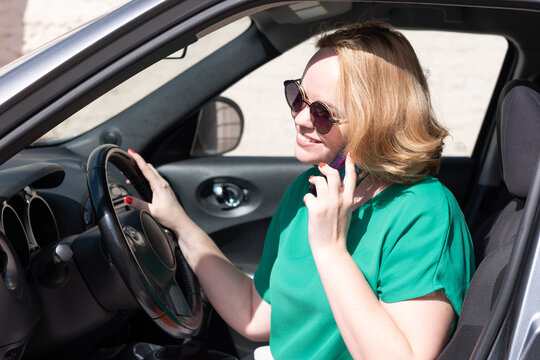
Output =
[{"x1": 0, "y1": 163, "x2": 64, "y2": 203}]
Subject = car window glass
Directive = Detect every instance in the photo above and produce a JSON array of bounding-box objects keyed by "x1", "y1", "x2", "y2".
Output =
[
  {"x1": 223, "y1": 30, "x2": 508, "y2": 157},
  {"x1": 38, "y1": 17, "x2": 252, "y2": 142}
]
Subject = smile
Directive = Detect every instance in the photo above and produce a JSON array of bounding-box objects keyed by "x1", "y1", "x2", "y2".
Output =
[{"x1": 297, "y1": 132, "x2": 321, "y2": 145}]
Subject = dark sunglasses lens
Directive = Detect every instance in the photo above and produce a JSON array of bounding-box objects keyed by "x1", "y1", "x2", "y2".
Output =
[
  {"x1": 310, "y1": 102, "x2": 333, "y2": 134},
  {"x1": 285, "y1": 82, "x2": 304, "y2": 112}
]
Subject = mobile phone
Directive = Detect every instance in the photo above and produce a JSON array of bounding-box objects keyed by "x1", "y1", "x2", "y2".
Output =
[{"x1": 309, "y1": 150, "x2": 361, "y2": 195}]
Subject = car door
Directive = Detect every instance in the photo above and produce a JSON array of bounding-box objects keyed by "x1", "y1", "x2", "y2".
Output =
[{"x1": 158, "y1": 156, "x2": 310, "y2": 277}]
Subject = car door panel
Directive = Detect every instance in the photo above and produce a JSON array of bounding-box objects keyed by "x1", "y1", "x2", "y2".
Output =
[{"x1": 157, "y1": 156, "x2": 310, "y2": 272}]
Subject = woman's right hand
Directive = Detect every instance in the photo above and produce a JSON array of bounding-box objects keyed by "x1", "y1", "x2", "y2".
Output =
[{"x1": 124, "y1": 148, "x2": 187, "y2": 232}]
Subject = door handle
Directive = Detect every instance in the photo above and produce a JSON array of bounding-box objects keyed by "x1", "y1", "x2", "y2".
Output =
[{"x1": 212, "y1": 183, "x2": 248, "y2": 209}]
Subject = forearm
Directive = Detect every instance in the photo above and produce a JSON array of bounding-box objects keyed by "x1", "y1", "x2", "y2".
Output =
[
  {"x1": 171, "y1": 215, "x2": 270, "y2": 341},
  {"x1": 312, "y1": 246, "x2": 414, "y2": 360}
]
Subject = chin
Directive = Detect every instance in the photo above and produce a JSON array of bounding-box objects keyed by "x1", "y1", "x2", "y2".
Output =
[
  {"x1": 294, "y1": 146, "x2": 331, "y2": 165},
  {"x1": 294, "y1": 147, "x2": 315, "y2": 164}
]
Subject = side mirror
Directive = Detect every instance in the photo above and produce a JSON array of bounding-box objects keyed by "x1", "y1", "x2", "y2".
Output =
[{"x1": 191, "y1": 97, "x2": 244, "y2": 156}]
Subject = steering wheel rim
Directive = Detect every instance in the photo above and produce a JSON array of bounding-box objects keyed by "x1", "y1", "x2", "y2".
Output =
[{"x1": 86, "y1": 144, "x2": 203, "y2": 337}]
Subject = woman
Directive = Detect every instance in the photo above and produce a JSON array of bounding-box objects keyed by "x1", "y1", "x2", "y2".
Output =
[{"x1": 125, "y1": 22, "x2": 474, "y2": 359}]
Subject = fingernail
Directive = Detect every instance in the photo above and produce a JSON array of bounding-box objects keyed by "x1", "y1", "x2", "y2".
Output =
[
  {"x1": 318, "y1": 162, "x2": 326, "y2": 168},
  {"x1": 124, "y1": 196, "x2": 133, "y2": 205},
  {"x1": 309, "y1": 175, "x2": 314, "y2": 180},
  {"x1": 128, "y1": 148, "x2": 135, "y2": 154}
]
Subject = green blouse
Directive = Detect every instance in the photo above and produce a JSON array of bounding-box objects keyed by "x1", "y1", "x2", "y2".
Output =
[{"x1": 254, "y1": 167, "x2": 474, "y2": 359}]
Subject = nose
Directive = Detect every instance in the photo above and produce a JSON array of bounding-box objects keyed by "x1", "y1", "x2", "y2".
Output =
[{"x1": 293, "y1": 106, "x2": 313, "y2": 130}]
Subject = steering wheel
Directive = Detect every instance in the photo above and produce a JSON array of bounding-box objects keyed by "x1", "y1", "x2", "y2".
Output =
[{"x1": 86, "y1": 144, "x2": 203, "y2": 337}]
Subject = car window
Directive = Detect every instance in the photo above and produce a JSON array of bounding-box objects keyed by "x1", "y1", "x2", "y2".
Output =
[
  {"x1": 38, "y1": 17, "x2": 252, "y2": 142},
  {"x1": 223, "y1": 29, "x2": 508, "y2": 157}
]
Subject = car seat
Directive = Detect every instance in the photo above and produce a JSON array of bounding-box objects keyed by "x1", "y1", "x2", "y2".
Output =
[{"x1": 438, "y1": 79, "x2": 540, "y2": 359}]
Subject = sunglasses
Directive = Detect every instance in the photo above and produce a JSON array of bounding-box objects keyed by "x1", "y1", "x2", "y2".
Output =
[{"x1": 283, "y1": 79, "x2": 344, "y2": 134}]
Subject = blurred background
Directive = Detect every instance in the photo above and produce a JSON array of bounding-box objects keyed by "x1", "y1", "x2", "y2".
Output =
[{"x1": 0, "y1": 0, "x2": 508, "y2": 157}]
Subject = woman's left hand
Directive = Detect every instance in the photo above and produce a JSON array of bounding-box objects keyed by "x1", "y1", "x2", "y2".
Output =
[{"x1": 303, "y1": 152, "x2": 357, "y2": 256}]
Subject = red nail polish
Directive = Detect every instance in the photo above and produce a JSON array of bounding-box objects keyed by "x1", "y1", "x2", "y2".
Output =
[
  {"x1": 124, "y1": 196, "x2": 133, "y2": 205},
  {"x1": 319, "y1": 162, "x2": 326, "y2": 168},
  {"x1": 128, "y1": 148, "x2": 135, "y2": 154},
  {"x1": 309, "y1": 175, "x2": 314, "y2": 180}
]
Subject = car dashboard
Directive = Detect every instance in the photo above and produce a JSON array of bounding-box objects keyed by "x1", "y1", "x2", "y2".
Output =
[{"x1": 0, "y1": 148, "x2": 137, "y2": 358}]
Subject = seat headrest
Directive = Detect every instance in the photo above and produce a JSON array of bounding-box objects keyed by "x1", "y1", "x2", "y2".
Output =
[{"x1": 497, "y1": 80, "x2": 540, "y2": 199}]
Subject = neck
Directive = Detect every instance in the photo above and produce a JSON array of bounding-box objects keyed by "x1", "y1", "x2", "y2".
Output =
[{"x1": 352, "y1": 174, "x2": 391, "y2": 209}]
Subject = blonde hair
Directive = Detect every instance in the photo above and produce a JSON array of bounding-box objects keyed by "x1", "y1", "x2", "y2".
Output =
[{"x1": 317, "y1": 22, "x2": 448, "y2": 184}]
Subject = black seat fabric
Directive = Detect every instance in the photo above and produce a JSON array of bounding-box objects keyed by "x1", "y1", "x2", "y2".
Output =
[
  {"x1": 438, "y1": 80, "x2": 540, "y2": 359},
  {"x1": 472, "y1": 198, "x2": 523, "y2": 267}
]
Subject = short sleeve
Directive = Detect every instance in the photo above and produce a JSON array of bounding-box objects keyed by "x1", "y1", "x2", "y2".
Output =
[
  {"x1": 377, "y1": 186, "x2": 473, "y2": 315},
  {"x1": 254, "y1": 168, "x2": 317, "y2": 303}
]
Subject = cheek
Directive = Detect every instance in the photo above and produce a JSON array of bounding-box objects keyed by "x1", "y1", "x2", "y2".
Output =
[
  {"x1": 326, "y1": 127, "x2": 347, "y2": 151},
  {"x1": 319, "y1": 131, "x2": 347, "y2": 163}
]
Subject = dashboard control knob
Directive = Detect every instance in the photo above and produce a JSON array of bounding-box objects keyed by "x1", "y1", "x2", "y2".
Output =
[
  {"x1": 54, "y1": 244, "x2": 73, "y2": 264},
  {"x1": 40, "y1": 244, "x2": 73, "y2": 287}
]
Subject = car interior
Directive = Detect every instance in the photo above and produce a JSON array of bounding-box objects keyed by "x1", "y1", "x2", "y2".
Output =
[
  {"x1": 0, "y1": 1, "x2": 540, "y2": 360},
  {"x1": 439, "y1": 79, "x2": 540, "y2": 360}
]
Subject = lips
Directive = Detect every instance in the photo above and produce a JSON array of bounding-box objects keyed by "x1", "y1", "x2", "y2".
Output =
[{"x1": 297, "y1": 132, "x2": 321, "y2": 146}]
